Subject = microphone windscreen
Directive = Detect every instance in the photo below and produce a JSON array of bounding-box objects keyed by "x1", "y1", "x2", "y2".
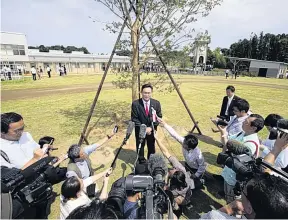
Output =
[
  {"x1": 148, "y1": 153, "x2": 168, "y2": 176},
  {"x1": 21, "y1": 156, "x2": 54, "y2": 179},
  {"x1": 139, "y1": 124, "x2": 147, "y2": 139},
  {"x1": 126, "y1": 121, "x2": 135, "y2": 139},
  {"x1": 226, "y1": 140, "x2": 252, "y2": 156}
]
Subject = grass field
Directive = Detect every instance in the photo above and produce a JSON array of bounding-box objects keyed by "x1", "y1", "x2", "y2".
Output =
[{"x1": 1, "y1": 74, "x2": 288, "y2": 219}]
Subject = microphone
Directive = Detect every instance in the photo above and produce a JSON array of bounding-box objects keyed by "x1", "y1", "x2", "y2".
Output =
[
  {"x1": 148, "y1": 153, "x2": 168, "y2": 177},
  {"x1": 125, "y1": 121, "x2": 135, "y2": 141},
  {"x1": 226, "y1": 140, "x2": 252, "y2": 156},
  {"x1": 139, "y1": 124, "x2": 147, "y2": 143},
  {"x1": 151, "y1": 107, "x2": 157, "y2": 123}
]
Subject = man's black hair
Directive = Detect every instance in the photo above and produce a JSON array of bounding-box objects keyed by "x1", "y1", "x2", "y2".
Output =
[
  {"x1": 264, "y1": 114, "x2": 283, "y2": 128},
  {"x1": 61, "y1": 176, "x2": 81, "y2": 201},
  {"x1": 1, "y1": 112, "x2": 23, "y2": 134},
  {"x1": 233, "y1": 98, "x2": 249, "y2": 113},
  {"x1": 66, "y1": 199, "x2": 119, "y2": 219},
  {"x1": 141, "y1": 83, "x2": 153, "y2": 91},
  {"x1": 170, "y1": 170, "x2": 187, "y2": 191},
  {"x1": 246, "y1": 173, "x2": 288, "y2": 219},
  {"x1": 226, "y1": 85, "x2": 235, "y2": 93},
  {"x1": 67, "y1": 144, "x2": 81, "y2": 160},
  {"x1": 249, "y1": 114, "x2": 264, "y2": 133},
  {"x1": 184, "y1": 134, "x2": 198, "y2": 150}
]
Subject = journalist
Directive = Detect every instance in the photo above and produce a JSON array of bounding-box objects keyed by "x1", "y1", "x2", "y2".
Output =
[
  {"x1": 201, "y1": 173, "x2": 288, "y2": 219},
  {"x1": 1, "y1": 112, "x2": 48, "y2": 169},
  {"x1": 157, "y1": 118, "x2": 206, "y2": 186},
  {"x1": 218, "y1": 114, "x2": 264, "y2": 203},
  {"x1": 60, "y1": 168, "x2": 112, "y2": 219},
  {"x1": 67, "y1": 129, "x2": 116, "y2": 179},
  {"x1": 154, "y1": 134, "x2": 194, "y2": 218},
  {"x1": 123, "y1": 191, "x2": 141, "y2": 219}
]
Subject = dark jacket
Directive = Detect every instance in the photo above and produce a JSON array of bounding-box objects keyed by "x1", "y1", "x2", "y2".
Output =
[
  {"x1": 131, "y1": 98, "x2": 162, "y2": 130},
  {"x1": 220, "y1": 95, "x2": 239, "y2": 118}
]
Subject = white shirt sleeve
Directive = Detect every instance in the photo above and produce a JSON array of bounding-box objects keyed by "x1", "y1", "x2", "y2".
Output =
[
  {"x1": 164, "y1": 124, "x2": 185, "y2": 144},
  {"x1": 0, "y1": 156, "x2": 16, "y2": 168}
]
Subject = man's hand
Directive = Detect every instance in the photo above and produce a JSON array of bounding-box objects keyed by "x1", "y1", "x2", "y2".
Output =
[
  {"x1": 274, "y1": 133, "x2": 288, "y2": 153},
  {"x1": 157, "y1": 117, "x2": 166, "y2": 126},
  {"x1": 146, "y1": 127, "x2": 152, "y2": 135},
  {"x1": 217, "y1": 125, "x2": 227, "y2": 135},
  {"x1": 104, "y1": 167, "x2": 113, "y2": 181},
  {"x1": 33, "y1": 148, "x2": 47, "y2": 160}
]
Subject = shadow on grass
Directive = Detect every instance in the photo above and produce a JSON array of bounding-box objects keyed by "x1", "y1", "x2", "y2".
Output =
[
  {"x1": 194, "y1": 133, "x2": 222, "y2": 148},
  {"x1": 59, "y1": 99, "x2": 131, "y2": 136},
  {"x1": 112, "y1": 148, "x2": 137, "y2": 173},
  {"x1": 202, "y1": 152, "x2": 222, "y2": 168}
]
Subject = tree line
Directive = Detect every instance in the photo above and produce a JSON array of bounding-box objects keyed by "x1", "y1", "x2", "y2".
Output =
[
  {"x1": 28, "y1": 45, "x2": 90, "y2": 54},
  {"x1": 221, "y1": 32, "x2": 288, "y2": 63}
]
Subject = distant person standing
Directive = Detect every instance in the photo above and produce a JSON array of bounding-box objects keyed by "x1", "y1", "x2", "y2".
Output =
[
  {"x1": 39, "y1": 66, "x2": 43, "y2": 79},
  {"x1": 36, "y1": 67, "x2": 41, "y2": 80},
  {"x1": 31, "y1": 66, "x2": 37, "y2": 81},
  {"x1": 234, "y1": 70, "x2": 238, "y2": 79},
  {"x1": 225, "y1": 69, "x2": 229, "y2": 79},
  {"x1": 63, "y1": 65, "x2": 67, "y2": 75},
  {"x1": 47, "y1": 65, "x2": 51, "y2": 78}
]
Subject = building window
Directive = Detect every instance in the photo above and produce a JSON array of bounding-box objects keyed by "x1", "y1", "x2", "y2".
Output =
[{"x1": 1, "y1": 44, "x2": 26, "y2": 56}]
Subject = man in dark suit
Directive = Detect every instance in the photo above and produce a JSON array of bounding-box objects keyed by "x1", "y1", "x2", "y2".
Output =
[
  {"x1": 219, "y1": 85, "x2": 239, "y2": 121},
  {"x1": 131, "y1": 84, "x2": 162, "y2": 163}
]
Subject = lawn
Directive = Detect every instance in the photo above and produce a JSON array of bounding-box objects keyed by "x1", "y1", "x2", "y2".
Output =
[{"x1": 1, "y1": 74, "x2": 288, "y2": 219}]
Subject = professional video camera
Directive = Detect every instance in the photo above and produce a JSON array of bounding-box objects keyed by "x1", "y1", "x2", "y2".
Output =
[{"x1": 1, "y1": 157, "x2": 66, "y2": 218}]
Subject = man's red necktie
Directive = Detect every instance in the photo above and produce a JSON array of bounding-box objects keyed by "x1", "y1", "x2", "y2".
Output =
[{"x1": 145, "y1": 102, "x2": 149, "y2": 116}]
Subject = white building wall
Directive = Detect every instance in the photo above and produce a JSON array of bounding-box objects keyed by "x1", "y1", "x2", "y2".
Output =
[
  {"x1": 250, "y1": 60, "x2": 280, "y2": 69},
  {"x1": 0, "y1": 32, "x2": 29, "y2": 62}
]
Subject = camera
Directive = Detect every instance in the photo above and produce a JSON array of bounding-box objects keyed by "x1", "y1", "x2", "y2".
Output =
[
  {"x1": 216, "y1": 115, "x2": 229, "y2": 126},
  {"x1": 277, "y1": 119, "x2": 288, "y2": 137}
]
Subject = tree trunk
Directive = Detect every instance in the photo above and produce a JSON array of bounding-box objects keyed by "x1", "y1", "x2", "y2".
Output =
[{"x1": 131, "y1": 20, "x2": 140, "y2": 101}]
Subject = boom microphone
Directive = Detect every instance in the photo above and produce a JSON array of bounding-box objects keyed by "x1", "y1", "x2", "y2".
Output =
[
  {"x1": 139, "y1": 124, "x2": 147, "y2": 143},
  {"x1": 226, "y1": 140, "x2": 252, "y2": 156},
  {"x1": 125, "y1": 121, "x2": 135, "y2": 140},
  {"x1": 148, "y1": 154, "x2": 168, "y2": 177}
]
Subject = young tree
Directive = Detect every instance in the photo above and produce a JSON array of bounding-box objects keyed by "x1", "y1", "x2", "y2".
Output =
[{"x1": 97, "y1": 0, "x2": 222, "y2": 101}]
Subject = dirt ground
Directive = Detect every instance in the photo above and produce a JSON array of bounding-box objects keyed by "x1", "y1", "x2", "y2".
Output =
[{"x1": 2, "y1": 77, "x2": 287, "y2": 101}]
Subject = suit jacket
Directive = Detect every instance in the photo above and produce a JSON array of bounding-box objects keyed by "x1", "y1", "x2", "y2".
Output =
[
  {"x1": 220, "y1": 95, "x2": 239, "y2": 118},
  {"x1": 131, "y1": 98, "x2": 162, "y2": 130}
]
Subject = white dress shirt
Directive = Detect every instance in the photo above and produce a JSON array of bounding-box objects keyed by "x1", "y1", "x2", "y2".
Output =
[
  {"x1": 31, "y1": 67, "x2": 36, "y2": 74},
  {"x1": 142, "y1": 99, "x2": 150, "y2": 111},
  {"x1": 226, "y1": 115, "x2": 248, "y2": 137},
  {"x1": 0, "y1": 132, "x2": 40, "y2": 169},
  {"x1": 163, "y1": 124, "x2": 206, "y2": 178},
  {"x1": 225, "y1": 95, "x2": 234, "y2": 116}
]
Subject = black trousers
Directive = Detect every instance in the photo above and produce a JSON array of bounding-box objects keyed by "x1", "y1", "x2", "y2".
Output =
[
  {"x1": 135, "y1": 129, "x2": 156, "y2": 160},
  {"x1": 48, "y1": 71, "x2": 51, "y2": 78},
  {"x1": 32, "y1": 74, "x2": 36, "y2": 80}
]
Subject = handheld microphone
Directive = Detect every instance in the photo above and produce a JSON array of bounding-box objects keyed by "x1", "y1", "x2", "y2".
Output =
[
  {"x1": 139, "y1": 124, "x2": 147, "y2": 143},
  {"x1": 125, "y1": 121, "x2": 135, "y2": 141},
  {"x1": 226, "y1": 140, "x2": 252, "y2": 156}
]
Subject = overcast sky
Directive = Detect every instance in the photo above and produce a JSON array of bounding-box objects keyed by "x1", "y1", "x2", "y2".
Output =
[{"x1": 1, "y1": 0, "x2": 288, "y2": 53}]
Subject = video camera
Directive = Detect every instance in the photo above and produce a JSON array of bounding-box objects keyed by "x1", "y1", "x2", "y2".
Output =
[
  {"x1": 1, "y1": 157, "x2": 66, "y2": 218},
  {"x1": 125, "y1": 166, "x2": 171, "y2": 219}
]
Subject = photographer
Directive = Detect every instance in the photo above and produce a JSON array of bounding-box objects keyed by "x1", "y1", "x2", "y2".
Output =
[
  {"x1": 218, "y1": 114, "x2": 264, "y2": 203},
  {"x1": 1, "y1": 112, "x2": 48, "y2": 169},
  {"x1": 201, "y1": 173, "x2": 288, "y2": 219},
  {"x1": 154, "y1": 134, "x2": 194, "y2": 218},
  {"x1": 157, "y1": 118, "x2": 206, "y2": 185},
  {"x1": 67, "y1": 129, "x2": 116, "y2": 179},
  {"x1": 60, "y1": 168, "x2": 112, "y2": 219}
]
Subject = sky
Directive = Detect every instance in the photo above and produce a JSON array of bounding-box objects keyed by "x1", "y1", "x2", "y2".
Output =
[{"x1": 1, "y1": 0, "x2": 288, "y2": 53}]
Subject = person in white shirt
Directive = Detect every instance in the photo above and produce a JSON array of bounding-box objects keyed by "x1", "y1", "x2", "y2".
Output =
[
  {"x1": 0, "y1": 112, "x2": 47, "y2": 169},
  {"x1": 60, "y1": 168, "x2": 112, "y2": 219},
  {"x1": 31, "y1": 66, "x2": 37, "y2": 81},
  {"x1": 46, "y1": 65, "x2": 51, "y2": 78},
  {"x1": 218, "y1": 114, "x2": 265, "y2": 203},
  {"x1": 157, "y1": 118, "x2": 206, "y2": 184}
]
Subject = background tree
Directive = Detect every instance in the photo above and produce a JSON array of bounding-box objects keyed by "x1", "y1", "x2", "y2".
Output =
[{"x1": 97, "y1": 0, "x2": 222, "y2": 101}]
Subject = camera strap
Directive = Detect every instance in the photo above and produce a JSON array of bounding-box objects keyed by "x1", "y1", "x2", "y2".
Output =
[
  {"x1": 244, "y1": 140, "x2": 259, "y2": 157},
  {"x1": 0, "y1": 150, "x2": 10, "y2": 163}
]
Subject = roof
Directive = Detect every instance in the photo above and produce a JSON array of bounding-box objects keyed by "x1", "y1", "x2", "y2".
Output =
[
  {"x1": 0, "y1": 31, "x2": 26, "y2": 36},
  {"x1": 226, "y1": 57, "x2": 288, "y2": 65}
]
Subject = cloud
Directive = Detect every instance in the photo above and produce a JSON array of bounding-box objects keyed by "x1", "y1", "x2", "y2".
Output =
[{"x1": 1, "y1": 0, "x2": 287, "y2": 52}]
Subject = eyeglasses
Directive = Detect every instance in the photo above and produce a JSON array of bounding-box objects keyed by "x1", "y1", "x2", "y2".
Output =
[{"x1": 12, "y1": 125, "x2": 25, "y2": 134}]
